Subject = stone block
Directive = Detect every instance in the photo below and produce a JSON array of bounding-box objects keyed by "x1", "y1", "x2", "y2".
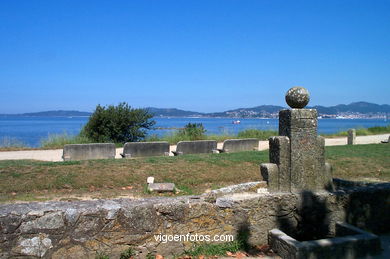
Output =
[
  {"x1": 260, "y1": 163, "x2": 279, "y2": 192},
  {"x1": 269, "y1": 222, "x2": 381, "y2": 259},
  {"x1": 324, "y1": 162, "x2": 334, "y2": 191},
  {"x1": 122, "y1": 141, "x2": 170, "y2": 158},
  {"x1": 269, "y1": 136, "x2": 291, "y2": 192},
  {"x1": 279, "y1": 109, "x2": 317, "y2": 138},
  {"x1": 221, "y1": 138, "x2": 259, "y2": 153},
  {"x1": 174, "y1": 140, "x2": 217, "y2": 155},
  {"x1": 347, "y1": 129, "x2": 356, "y2": 145},
  {"x1": 148, "y1": 183, "x2": 175, "y2": 192},
  {"x1": 286, "y1": 113, "x2": 322, "y2": 192},
  {"x1": 381, "y1": 136, "x2": 390, "y2": 143},
  {"x1": 13, "y1": 234, "x2": 53, "y2": 257},
  {"x1": 62, "y1": 143, "x2": 115, "y2": 161}
]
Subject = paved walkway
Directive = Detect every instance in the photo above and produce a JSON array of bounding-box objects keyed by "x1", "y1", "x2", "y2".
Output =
[{"x1": 0, "y1": 134, "x2": 388, "y2": 162}]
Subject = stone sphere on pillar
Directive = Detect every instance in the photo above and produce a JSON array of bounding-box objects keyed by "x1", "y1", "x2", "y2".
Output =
[{"x1": 285, "y1": 87, "x2": 310, "y2": 109}]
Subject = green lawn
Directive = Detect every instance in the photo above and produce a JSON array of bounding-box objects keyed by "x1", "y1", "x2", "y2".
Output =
[{"x1": 0, "y1": 144, "x2": 388, "y2": 203}]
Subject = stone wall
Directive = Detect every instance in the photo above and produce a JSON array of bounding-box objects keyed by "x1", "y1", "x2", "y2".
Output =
[
  {"x1": 174, "y1": 140, "x2": 217, "y2": 155},
  {"x1": 62, "y1": 143, "x2": 116, "y2": 161},
  {"x1": 1, "y1": 180, "x2": 389, "y2": 259},
  {"x1": 221, "y1": 138, "x2": 259, "y2": 153},
  {"x1": 122, "y1": 142, "x2": 170, "y2": 158}
]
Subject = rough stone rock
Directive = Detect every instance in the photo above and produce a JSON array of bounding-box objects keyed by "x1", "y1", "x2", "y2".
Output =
[
  {"x1": 51, "y1": 245, "x2": 88, "y2": 259},
  {"x1": 64, "y1": 208, "x2": 79, "y2": 226},
  {"x1": 72, "y1": 216, "x2": 105, "y2": 242},
  {"x1": 13, "y1": 234, "x2": 53, "y2": 257},
  {"x1": 20, "y1": 211, "x2": 64, "y2": 233},
  {"x1": 101, "y1": 200, "x2": 121, "y2": 220},
  {"x1": 285, "y1": 86, "x2": 310, "y2": 108},
  {"x1": 0, "y1": 214, "x2": 22, "y2": 234},
  {"x1": 118, "y1": 205, "x2": 159, "y2": 234}
]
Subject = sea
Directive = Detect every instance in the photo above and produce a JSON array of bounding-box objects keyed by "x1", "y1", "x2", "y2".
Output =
[{"x1": 0, "y1": 116, "x2": 388, "y2": 147}]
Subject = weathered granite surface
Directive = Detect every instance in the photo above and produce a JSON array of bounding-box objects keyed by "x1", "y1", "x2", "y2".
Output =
[
  {"x1": 220, "y1": 138, "x2": 259, "y2": 153},
  {"x1": 269, "y1": 222, "x2": 381, "y2": 259},
  {"x1": 174, "y1": 140, "x2": 217, "y2": 155},
  {"x1": 348, "y1": 129, "x2": 356, "y2": 145},
  {"x1": 148, "y1": 183, "x2": 175, "y2": 192},
  {"x1": 285, "y1": 87, "x2": 310, "y2": 109},
  {"x1": 62, "y1": 143, "x2": 116, "y2": 161},
  {"x1": 261, "y1": 87, "x2": 333, "y2": 192},
  {"x1": 1, "y1": 180, "x2": 389, "y2": 258},
  {"x1": 122, "y1": 141, "x2": 170, "y2": 158}
]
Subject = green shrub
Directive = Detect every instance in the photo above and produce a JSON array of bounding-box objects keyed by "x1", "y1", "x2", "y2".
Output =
[
  {"x1": 178, "y1": 123, "x2": 207, "y2": 140},
  {"x1": 324, "y1": 124, "x2": 390, "y2": 137},
  {"x1": 119, "y1": 247, "x2": 136, "y2": 259},
  {"x1": 237, "y1": 129, "x2": 277, "y2": 140},
  {"x1": 81, "y1": 102, "x2": 155, "y2": 143},
  {"x1": 184, "y1": 240, "x2": 242, "y2": 256},
  {"x1": 366, "y1": 125, "x2": 390, "y2": 134},
  {"x1": 95, "y1": 252, "x2": 110, "y2": 259}
]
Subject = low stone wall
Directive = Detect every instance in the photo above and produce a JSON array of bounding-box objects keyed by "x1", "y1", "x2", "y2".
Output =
[
  {"x1": 122, "y1": 141, "x2": 170, "y2": 158},
  {"x1": 62, "y1": 143, "x2": 116, "y2": 161},
  {"x1": 221, "y1": 138, "x2": 259, "y2": 153},
  {"x1": 174, "y1": 140, "x2": 217, "y2": 155},
  {"x1": 1, "y1": 180, "x2": 389, "y2": 259}
]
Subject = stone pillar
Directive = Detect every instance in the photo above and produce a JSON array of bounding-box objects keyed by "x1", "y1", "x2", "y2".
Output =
[
  {"x1": 260, "y1": 86, "x2": 333, "y2": 193},
  {"x1": 347, "y1": 129, "x2": 356, "y2": 145},
  {"x1": 279, "y1": 109, "x2": 327, "y2": 191}
]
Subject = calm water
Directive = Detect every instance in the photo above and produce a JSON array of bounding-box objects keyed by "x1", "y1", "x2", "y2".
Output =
[{"x1": 0, "y1": 116, "x2": 388, "y2": 147}]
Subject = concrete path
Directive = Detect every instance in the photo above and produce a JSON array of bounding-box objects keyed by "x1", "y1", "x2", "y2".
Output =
[{"x1": 0, "y1": 134, "x2": 388, "y2": 162}]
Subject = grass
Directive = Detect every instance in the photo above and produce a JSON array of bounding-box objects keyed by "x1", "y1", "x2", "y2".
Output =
[
  {"x1": 323, "y1": 124, "x2": 390, "y2": 137},
  {"x1": 40, "y1": 133, "x2": 94, "y2": 149},
  {"x1": 325, "y1": 143, "x2": 390, "y2": 181},
  {"x1": 119, "y1": 247, "x2": 136, "y2": 259},
  {"x1": 237, "y1": 129, "x2": 278, "y2": 140},
  {"x1": 0, "y1": 144, "x2": 389, "y2": 203},
  {"x1": 184, "y1": 240, "x2": 243, "y2": 257},
  {"x1": 0, "y1": 137, "x2": 29, "y2": 151},
  {"x1": 145, "y1": 129, "x2": 278, "y2": 145},
  {"x1": 2, "y1": 125, "x2": 388, "y2": 150}
]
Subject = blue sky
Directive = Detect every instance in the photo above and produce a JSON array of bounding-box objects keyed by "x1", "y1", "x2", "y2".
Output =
[{"x1": 0, "y1": 0, "x2": 389, "y2": 113}]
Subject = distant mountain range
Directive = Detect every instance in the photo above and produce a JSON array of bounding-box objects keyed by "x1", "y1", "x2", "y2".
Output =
[
  {"x1": 1, "y1": 102, "x2": 389, "y2": 119},
  {"x1": 0, "y1": 110, "x2": 92, "y2": 117},
  {"x1": 148, "y1": 102, "x2": 390, "y2": 118}
]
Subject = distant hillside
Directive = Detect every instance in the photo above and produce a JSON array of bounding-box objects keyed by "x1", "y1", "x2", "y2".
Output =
[
  {"x1": 310, "y1": 102, "x2": 390, "y2": 114},
  {"x1": 146, "y1": 107, "x2": 205, "y2": 117},
  {"x1": 208, "y1": 105, "x2": 284, "y2": 118},
  {"x1": 0, "y1": 110, "x2": 92, "y2": 117},
  {"x1": 208, "y1": 102, "x2": 390, "y2": 118},
  {"x1": 0, "y1": 102, "x2": 388, "y2": 118}
]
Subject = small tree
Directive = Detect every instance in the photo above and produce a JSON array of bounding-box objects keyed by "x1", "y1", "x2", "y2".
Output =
[{"x1": 82, "y1": 102, "x2": 155, "y2": 143}]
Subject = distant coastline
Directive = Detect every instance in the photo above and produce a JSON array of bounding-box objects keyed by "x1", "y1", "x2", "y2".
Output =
[{"x1": 0, "y1": 101, "x2": 389, "y2": 119}]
